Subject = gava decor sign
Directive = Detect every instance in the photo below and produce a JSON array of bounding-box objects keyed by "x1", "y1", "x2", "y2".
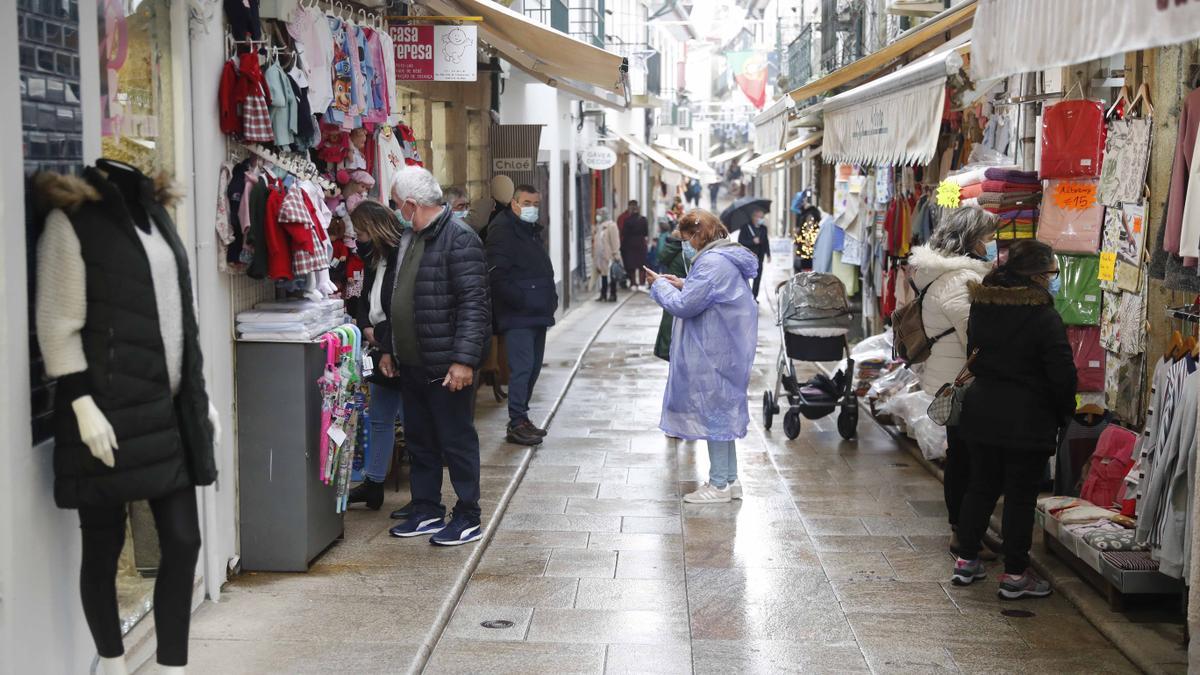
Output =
[{"x1": 582, "y1": 145, "x2": 618, "y2": 170}]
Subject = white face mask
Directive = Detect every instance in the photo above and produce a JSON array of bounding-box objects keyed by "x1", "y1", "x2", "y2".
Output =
[
  {"x1": 519, "y1": 206, "x2": 540, "y2": 223},
  {"x1": 452, "y1": 208, "x2": 469, "y2": 221}
]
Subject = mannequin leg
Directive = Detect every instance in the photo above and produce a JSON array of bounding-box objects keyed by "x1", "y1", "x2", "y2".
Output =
[
  {"x1": 97, "y1": 656, "x2": 129, "y2": 675},
  {"x1": 78, "y1": 505, "x2": 129, "y2": 661},
  {"x1": 148, "y1": 488, "x2": 202, "y2": 668}
]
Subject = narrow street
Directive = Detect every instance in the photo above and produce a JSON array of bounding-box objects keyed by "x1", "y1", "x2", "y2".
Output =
[{"x1": 423, "y1": 259, "x2": 1138, "y2": 675}]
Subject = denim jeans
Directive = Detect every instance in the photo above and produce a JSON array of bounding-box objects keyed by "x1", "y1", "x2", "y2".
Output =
[
  {"x1": 365, "y1": 381, "x2": 405, "y2": 483},
  {"x1": 505, "y1": 326, "x2": 547, "y2": 425},
  {"x1": 706, "y1": 440, "x2": 738, "y2": 488}
]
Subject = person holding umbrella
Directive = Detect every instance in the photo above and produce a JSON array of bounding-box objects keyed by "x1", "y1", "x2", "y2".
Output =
[{"x1": 721, "y1": 197, "x2": 773, "y2": 300}]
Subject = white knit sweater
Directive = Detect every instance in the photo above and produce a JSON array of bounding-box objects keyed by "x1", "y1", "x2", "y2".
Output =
[{"x1": 36, "y1": 209, "x2": 184, "y2": 395}]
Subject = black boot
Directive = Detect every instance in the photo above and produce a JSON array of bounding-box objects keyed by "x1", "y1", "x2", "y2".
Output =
[{"x1": 347, "y1": 479, "x2": 384, "y2": 510}]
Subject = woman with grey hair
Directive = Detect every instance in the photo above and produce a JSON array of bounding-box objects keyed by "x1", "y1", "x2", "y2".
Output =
[
  {"x1": 907, "y1": 206, "x2": 997, "y2": 546},
  {"x1": 592, "y1": 207, "x2": 622, "y2": 302}
]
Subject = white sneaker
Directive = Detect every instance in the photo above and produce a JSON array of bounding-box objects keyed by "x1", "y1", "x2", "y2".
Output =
[
  {"x1": 684, "y1": 483, "x2": 732, "y2": 504},
  {"x1": 729, "y1": 481, "x2": 743, "y2": 500}
]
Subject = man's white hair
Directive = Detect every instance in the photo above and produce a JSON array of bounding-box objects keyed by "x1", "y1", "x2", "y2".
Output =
[{"x1": 390, "y1": 165, "x2": 444, "y2": 206}]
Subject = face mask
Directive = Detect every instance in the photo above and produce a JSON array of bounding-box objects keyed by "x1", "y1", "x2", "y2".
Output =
[
  {"x1": 395, "y1": 204, "x2": 414, "y2": 229},
  {"x1": 519, "y1": 206, "x2": 539, "y2": 223},
  {"x1": 983, "y1": 240, "x2": 998, "y2": 262},
  {"x1": 682, "y1": 240, "x2": 697, "y2": 260},
  {"x1": 755, "y1": 217, "x2": 766, "y2": 226},
  {"x1": 1048, "y1": 275, "x2": 1062, "y2": 297},
  {"x1": 452, "y1": 208, "x2": 469, "y2": 221}
]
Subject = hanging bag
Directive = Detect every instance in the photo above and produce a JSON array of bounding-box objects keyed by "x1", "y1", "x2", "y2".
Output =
[{"x1": 927, "y1": 349, "x2": 977, "y2": 426}]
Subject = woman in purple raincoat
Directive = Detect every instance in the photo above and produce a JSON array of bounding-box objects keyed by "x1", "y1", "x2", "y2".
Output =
[{"x1": 647, "y1": 209, "x2": 760, "y2": 504}]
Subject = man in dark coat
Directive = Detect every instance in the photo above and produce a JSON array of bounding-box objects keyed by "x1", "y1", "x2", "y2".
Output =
[
  {"x1": 620, "y1": 200, "x2": 649, "y2": 287},
  {"x1": 738, "y1": 207, "x2": 772, "y2": 300},
  {"x1": 486, "y1": 185, "x2": 558, "y2": 446},
  {"x1": 383, "y1": 167, "x2": 492, "y2": 546}
]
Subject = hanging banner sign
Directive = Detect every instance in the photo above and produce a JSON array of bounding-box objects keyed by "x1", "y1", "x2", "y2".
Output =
[
  {"x1": 582, "y1": 145, "x2": 617, "y2": 170},
  {"x1": 389, "y1": 24, "x2": 477, "y2": 82}
]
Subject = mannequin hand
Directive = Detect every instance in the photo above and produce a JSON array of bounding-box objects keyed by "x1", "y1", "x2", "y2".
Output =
[
  {"x1": 71, "y1": 396, "x2": 117, "y2": 467},
  {"x1": 208, "y1": 401, "x2": 222, "y2": 441}
]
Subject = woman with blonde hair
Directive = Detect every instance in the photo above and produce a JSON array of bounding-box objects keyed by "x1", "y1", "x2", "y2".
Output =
[{"x1": 647, "y1": 209, "x2": 760, "y2": 503}]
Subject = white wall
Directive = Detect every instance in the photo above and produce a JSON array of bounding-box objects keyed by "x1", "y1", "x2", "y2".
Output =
[{"x1": 0, "y1": 0, "x2": 97, "y2": 669}]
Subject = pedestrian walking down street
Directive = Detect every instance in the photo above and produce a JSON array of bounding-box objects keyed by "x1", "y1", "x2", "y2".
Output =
[
  {"x1": 647, "y1": 209, "x2": 759, "y2": 504},
  {"x1": 907, "y1": 207, "x2": 997, "y2": 554},
  {"x1": 951, "y1": 240, "x2": 1076, "y2": 598},
  {"x1": 653, "y1": 230, "x2": 695, "y2": 361},
  {"x1": 368, "y1": 167, "x2": 492, "y2": 546},
  {"x1": 620, "y1": 200, "x2": 650, "y2": 288},
  {"x1": 345, "y1": 203, "x2": 408, "y2": 515},
  {"x1": 592, "y1": 208, "x2": 622, "y2": 302},
  {"x1": 486, "y1": 184, "x2": 558, "y2": 447},
  {"x1": 737, "y1": 207, "x2": 771, "y2": 300}
]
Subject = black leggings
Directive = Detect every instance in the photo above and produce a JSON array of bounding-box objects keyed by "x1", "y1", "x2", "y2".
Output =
[{"x1": 79, "y1": 487, "x2": 201, "y2": 666}]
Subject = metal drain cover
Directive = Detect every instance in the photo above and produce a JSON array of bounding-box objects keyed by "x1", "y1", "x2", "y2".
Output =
[
  {"x1": 1000, "y1": 609, "x2": 1035, "y2": 618},
  {"x1": 481, "y1": 619, "x2": 515, "y2": 629}
]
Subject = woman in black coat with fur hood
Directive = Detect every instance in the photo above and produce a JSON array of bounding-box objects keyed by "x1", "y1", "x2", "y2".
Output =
[{"x1": 949, "y1": 240, "x2": 1077, "y2": 600}]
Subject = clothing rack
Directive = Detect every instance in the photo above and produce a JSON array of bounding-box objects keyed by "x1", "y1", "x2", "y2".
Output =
[
  {"x1": 237, "y1": 142, "x2": 336, "y2": 192},
  {"x1": 301, "y1": 0, "x2": 386, "y2": 30}
]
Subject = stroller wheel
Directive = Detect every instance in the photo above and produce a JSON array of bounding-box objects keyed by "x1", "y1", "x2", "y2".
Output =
[
  {"x1": 762, "y1": 391, "x2": 777, "y2": 430},
  {"x1": 837, "y1": 404, "x2": 858, "y2": 441},
  {"x1": 783, "y1": 409, "x2": 802, "y2": 440}
]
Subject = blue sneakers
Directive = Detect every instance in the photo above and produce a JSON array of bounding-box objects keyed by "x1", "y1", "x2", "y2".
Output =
[
  {"x1": 430, "y1": 514, "x2": 483, "y2": 546},
  {"x1": 389, "y1": 514, "x2": 445, "y2": 538}
]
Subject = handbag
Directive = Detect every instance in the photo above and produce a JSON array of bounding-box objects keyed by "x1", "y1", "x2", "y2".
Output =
[
  {"x1": 927, "y1": 349, "x2": 978, "y2": 426},
  {"x1": 610, "y1": 260, "x2": 627, "y2": 284}
]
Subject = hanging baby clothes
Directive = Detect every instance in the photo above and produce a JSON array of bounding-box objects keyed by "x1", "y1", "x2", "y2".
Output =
[
  {"x1": 361, "y1": 28, "x2": 389, "y2": 126},
  {"x1": 287, "y1": 4, "x2": 335, "y2": 114},
  {"x1": 264, "y1": 61, "x2": 298, "y2": 147},
  {"x1": 278, "y1": 184, "x2": 319, "y2": 279},
  {"x1": 348, "y1": 24, "x2": 369, "y2": 123},
  {"x1": 235, "y1": 52, "x2": 274, "y2": 143},
  {"x1": 378, "y1": 29, "x2": 398, "y2": 120},
  {"x1": 295, "y1": 188, "x2": 334, "y2": 276},
  {"x1": 326, "y1": 17, "x2": 356, "y2": 126}
]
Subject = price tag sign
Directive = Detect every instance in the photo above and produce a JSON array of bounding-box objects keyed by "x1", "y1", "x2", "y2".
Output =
[
  {"x1": 1098, "y1": 251, "x2": 1117, "y2": 282},
  {"x1": 1053, "y1": 180, "x2": 1098, "y2": 211},
  {"x1": 936, "y1": 181, "x2": 961, "y2": 208}
]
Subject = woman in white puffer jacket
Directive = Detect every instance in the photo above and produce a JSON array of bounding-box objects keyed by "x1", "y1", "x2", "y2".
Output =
[{"x1": 908, "y1": 206, "x2": 997, "y2": 542}]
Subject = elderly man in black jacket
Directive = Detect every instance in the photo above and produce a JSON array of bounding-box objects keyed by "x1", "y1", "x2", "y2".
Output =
[
  {"x1": 486, "y1": 184, "x2": 558, "y2": 446},
  {"x1": 377, "y1": 166, "x2": 492, "y2": 546}
]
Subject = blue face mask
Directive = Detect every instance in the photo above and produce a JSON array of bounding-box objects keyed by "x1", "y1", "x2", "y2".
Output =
[
  {"x1": 519, "y1": 206, "x2": 539, "y2": 223},
  {"x1": 1048, "y1": 275, "x2": 1062, "y2": 297},
  {"x1": 983, "y1": 240, "x2": 998, "y2": 262},
  {"x1": 395, "y1": 204, "x2": 413, "y2": 229},
  {"x1": 682, "y1": 240, "x2": 697, "y2": 260}
]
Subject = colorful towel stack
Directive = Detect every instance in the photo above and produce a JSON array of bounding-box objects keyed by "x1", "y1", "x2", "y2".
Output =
[{"x1": 978, "y1": 168, "x2": 1041, "y2": 237}]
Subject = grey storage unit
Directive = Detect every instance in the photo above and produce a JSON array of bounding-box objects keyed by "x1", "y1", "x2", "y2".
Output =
[{"x1": 236, "y1": 341, "x2": 344, "y2": 571}]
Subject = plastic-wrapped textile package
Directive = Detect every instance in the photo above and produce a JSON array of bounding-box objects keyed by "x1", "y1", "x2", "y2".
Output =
[
  {"x1": 1054, "y1": 254, "x2": 1102, "y2": 325},
  {"x1": 1105, "y1": 351, "x2": 1146, "y2": 427},
  {"x1": 1040, "y1": 99, "x2": 1106, "y2": 179},
  {"x1": 1067, "y1": 326, "x2": 1105, "y2": 391},
  {"x1": 1037, "y1": 179, "x2": 1104, "y2": 253}
]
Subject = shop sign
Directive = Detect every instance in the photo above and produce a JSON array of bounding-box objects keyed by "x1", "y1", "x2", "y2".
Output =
[
  {"x1": 493, "y1": 157, "x2": 534, "y2": 172},
  {"x1": 582, "y1": 145, "x2": 617, "y2": 170},
  {"x1": 389, "y1": 24, "x2": 477, "y2": 82}
]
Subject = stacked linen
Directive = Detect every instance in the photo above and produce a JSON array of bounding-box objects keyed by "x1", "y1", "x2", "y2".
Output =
[
  {"x1": 237, "y1": 298, "x2": 345, "y2": 341},
  {"x1": 979, "y1": 168, "x2": 1042, "y2": 239}
]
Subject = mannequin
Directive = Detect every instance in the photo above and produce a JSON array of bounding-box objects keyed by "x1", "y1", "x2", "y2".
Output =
[{"x1": 35, "y1": 159, "x2": 220, "y2": 674}]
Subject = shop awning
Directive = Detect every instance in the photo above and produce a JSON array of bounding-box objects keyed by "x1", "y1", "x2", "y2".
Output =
[
  {"x1": 607, "y1": 131, "x2": 695, "y2": 178},
  {"x1": 654, "y1": 144, "x2": 722, "y2": 183},
  {"x1": 787, "y1": 0, "x2": 975, "y2": 102},
  {"x1": 423, "y1": 0, "x2": 628, "y2": 101},
  {"x1": 709, "y1": 147, "x2": 750, "y2": 165},
  {"x1": 741, "y1": 131, "x2": 822, "y2": 174},
  {"x1": 821, "y1": 36, "x2": 967, "y2": 166},
  {"x1": 971, "y1": 0, "x2": 1200, "y2": 81}
]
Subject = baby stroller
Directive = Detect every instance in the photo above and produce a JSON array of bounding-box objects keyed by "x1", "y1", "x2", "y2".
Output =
[{"x1": 763, "y1": 272, "x2": 858, "y2": 441}]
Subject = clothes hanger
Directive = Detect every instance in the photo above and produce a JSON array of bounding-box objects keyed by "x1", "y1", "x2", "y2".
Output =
[
  {"x1": 1076, "y1": 402, "x2": 1105, "y2": 424},
  {"x1": 1105, "y1": 83, "x2": 1132, "y2": 119},
  {"x1": 1168, "y1": 328, "x2": 1184, "y2": 361},
  {"x1": 1129, "y1": 82, "x2": 1154, "y2": 118}
]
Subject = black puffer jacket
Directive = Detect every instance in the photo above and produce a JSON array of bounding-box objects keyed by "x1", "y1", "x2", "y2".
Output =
[
  {"x1": 391, "y1": 209, "x2": 492, "y2": 377},
  {"x1": 486, "y1": 208, "x2": 558, "y2": 333},
  {"x1": 958, "y1": 281, "x2": 1077, "y2": 452}
]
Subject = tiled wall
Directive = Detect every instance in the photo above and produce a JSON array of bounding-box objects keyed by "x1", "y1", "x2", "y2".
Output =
[{"x1": 20, "y1": 0, "x2": 82, "y2": 442}]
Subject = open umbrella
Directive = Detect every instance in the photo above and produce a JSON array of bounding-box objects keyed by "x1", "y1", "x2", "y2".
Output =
[{"x1": 720, "y1": 196, "x2": 772, "y2": 232}]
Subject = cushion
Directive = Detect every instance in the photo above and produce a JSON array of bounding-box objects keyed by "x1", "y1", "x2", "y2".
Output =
[{"x1": 1084, "y1": 529, "x2": 1146, "y2": 552}]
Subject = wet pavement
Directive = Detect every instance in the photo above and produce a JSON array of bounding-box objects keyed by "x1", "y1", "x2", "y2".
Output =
[{"x1": 179, "y1": 252, "x2": 1137, "y2": 674}]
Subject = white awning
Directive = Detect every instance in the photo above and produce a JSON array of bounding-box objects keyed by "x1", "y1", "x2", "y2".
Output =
[
  {"x1": 710, "y1": 147, "x2": 750, "y2": 165},
  {"x1": 654, "y1": 145, "x2": 721, "y2": 183},
  {"x1": 742, "y1": 132, "x2": 822, "y2": 174},
  {"x1": 606, "y1": 131, "x2": 695, "y2": 178},
  {"x1": 971, "y1": 0, "x2": 1200, "y2": 81},
  {"x1": 821, "y1": 36, "x2": 966, "y2": 166},
  {"x1": 423, "y1": 0, "x2": 628, "y2": 103}
]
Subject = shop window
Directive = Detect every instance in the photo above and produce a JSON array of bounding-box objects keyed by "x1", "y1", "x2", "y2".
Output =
[{"x1": 21, "y1": 0, "x2": 82, "y2": 444}]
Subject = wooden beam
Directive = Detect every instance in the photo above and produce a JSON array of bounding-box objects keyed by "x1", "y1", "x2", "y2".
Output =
[{"x1": 787, "y1": 0, "x2": 976, "y2": 102}]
